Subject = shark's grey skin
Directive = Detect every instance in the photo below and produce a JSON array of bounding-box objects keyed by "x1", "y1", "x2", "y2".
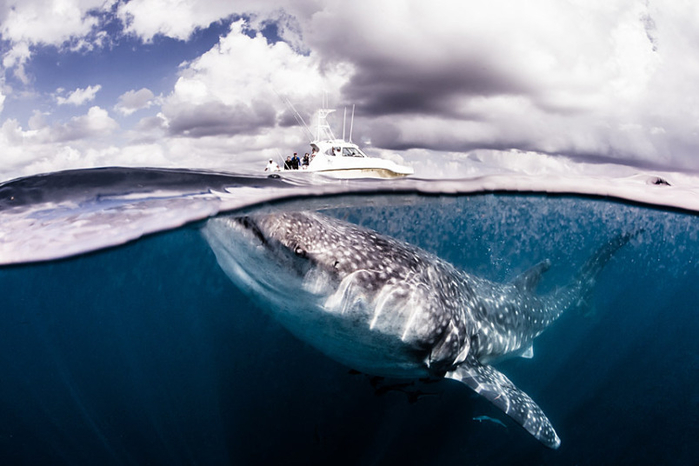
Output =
[{"x1": 202, "y1": 211, "x2": 632, "y2": 449}]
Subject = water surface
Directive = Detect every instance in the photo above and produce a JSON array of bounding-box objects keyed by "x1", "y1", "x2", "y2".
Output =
[{"x1": 0, "y1": 169, "x2": 697, "y2": 465}]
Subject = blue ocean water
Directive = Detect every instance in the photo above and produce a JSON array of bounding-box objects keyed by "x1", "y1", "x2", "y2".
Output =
[{"x1": 1, "y1": 187, "x2": 698, "y2": 465}]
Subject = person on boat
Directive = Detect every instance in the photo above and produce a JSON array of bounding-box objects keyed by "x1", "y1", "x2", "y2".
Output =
[
  {"x1": 291, "y1": 153, "x2": 300, "y2": 170},
  {"x1": 332, "y1": 147, "x2": 340, "y2": 156},
  {"x1": 284, "y1": 156, "x2": 292, "y2": 170},
  {"x1": 302, "y1": 153, "x2": 310, "y2": 168},
  {"x1": 311, "y1": 147, "x2": 318, "y2": 159},
  {"x1": 265, "y1": 159, "x2": 280, "y2": 172}
]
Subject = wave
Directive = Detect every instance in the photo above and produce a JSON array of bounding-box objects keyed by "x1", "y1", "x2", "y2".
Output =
[{"x1": 0, "y1": 166, "x2": 696, "y2": 265}]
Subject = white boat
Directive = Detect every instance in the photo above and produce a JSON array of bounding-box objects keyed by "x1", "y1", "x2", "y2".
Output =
[{"x1": 282, "y1": 107, "x2": 414, "y2": 179}]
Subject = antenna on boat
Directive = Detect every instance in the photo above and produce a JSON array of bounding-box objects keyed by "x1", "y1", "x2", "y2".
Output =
[
  {"x1": 342, "y1": 107, "x2": 347, "y2": 141},
  {"x1": 349, "y1": 104, "x2": 355, "y2": 142}
]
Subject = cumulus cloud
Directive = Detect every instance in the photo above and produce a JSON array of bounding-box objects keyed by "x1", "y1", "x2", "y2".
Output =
[
  {"x1": 0, "y1": 106, "x2": 124, "y2": 181},
  {"x1": 114, "y1": 88, "x2": 156, "y2": 115},
  {"x1": 114, "y1": 18, "x2": 354, "y2": 171},
  {"x1": 28, "y1": 110, "x2": 49, "y2": 130},
  {"x1": 56, "y1": 85, "x2": 102, "y2": 106},
  {"x1": 50, "y1": 106, "x2": 119, "y2": 142},
  {"x1": 2, "y1": 41, "x2": 32, "y2": 84},
  {"x1": 1, "y1": 106, "x2": 118, "y2": 145},
  {"x1": 117, "y1": 0, "x2": 234, "y2": 41},
  {"x1": 0, "y1": 0, "x2": 110, "y2": 83},
  {"x1": 115, "y1": 0, "x2": 314, "y2": 56},
  {"x1": 157, "y1": 20, "x2": 351, "y2": 139},
  {"x1": 0, "y1": 0, "x2": 106, "y2": 45}
]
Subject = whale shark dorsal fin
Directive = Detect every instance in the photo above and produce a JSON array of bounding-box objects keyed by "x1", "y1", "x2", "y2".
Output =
[
  {"x1": 445, "y1": 357, "x2": 561, "y2": 449},
  {"x1": 512, "y1": 259, "x2": 552, "y2": 293}
]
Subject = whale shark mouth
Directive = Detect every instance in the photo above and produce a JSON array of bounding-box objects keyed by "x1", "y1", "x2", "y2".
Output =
[
  {"x1": 228, "y1": 214, "x2": 331, "y2": 276},
  {"x1": 220, "y1": 214, "x2": 323, "y2": 284}
]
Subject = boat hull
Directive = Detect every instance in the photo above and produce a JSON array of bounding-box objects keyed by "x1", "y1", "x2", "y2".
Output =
[{"x1": 308, "y1": 167, "x2": 412, "y2": 179}]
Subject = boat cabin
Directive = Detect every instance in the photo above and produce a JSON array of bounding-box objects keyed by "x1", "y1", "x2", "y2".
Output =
[{"x1": 311, "y1": 140, "x2": 368, "y2": 158}]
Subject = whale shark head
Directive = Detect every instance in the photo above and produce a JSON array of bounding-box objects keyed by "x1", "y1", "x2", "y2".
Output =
[
  {"x1": 202, "y1": 212, "x2": 364, "y2": 294},
  {"x1": 224, "y1": 212, "x2": 399, "y2": 282},
  {"x1": 201, "y1": 213, "x2": 328, "y2": 304},
  {"x1": 203, "y1": 211, "x2": 434, "y2": 304}
]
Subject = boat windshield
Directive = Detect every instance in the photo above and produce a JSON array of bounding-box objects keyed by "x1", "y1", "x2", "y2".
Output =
[
  {"x1": 320, "y1": 145, "x2": 367, "y2": 157},
  {"x1": 342, "y1": 147, "x2": 366, "y2": 157}
]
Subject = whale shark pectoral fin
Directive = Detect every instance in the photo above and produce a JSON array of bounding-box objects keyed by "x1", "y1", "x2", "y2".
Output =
[
  {"x1": 512, "y1": 259, "x2": 551, "y2": 293},
  {"x1": 445, "y1": 358, "x2": 561, "y2": 449}
]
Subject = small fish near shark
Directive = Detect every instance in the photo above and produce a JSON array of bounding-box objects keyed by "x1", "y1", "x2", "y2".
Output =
[
  {"x1": 202, "y1": 211, "x2": 633, "y2": 449},
  {"x1": 473, "y1": 415, "x2": 508, "y2": 429}
]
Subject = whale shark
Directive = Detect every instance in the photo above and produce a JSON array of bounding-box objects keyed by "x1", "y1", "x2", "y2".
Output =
[{"x1": 202, "y1": 211, "x2": 632, "y2": 449}]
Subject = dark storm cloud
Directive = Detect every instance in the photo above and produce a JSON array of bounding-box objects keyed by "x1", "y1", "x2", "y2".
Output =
[
  {"x1": 342, "y1": 58, "x2": 529, "y2": 118},
  {"x1": 362, "y1": 118, "x2": 524, "y2": 153},
  {"x1": 164, "y1": 100, "x2": 276, "y2": 138},
  {"x1": 301, "y1": 2, "x2": 544, "y2": 120},
  {"x1": 277, "y1": 108, "x2": 301, "y2": 128}
]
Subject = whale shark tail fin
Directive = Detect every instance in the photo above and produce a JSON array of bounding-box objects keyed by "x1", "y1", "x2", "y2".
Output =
[
  {"x1": 579, "y1": 231, "x2": 635, "y2": 282},
  {"x1": 446, "y1": 356, "x2": 560, "y2": 449},
  {"x1": 573, "y1": 231, "x2": 636, "y2": 315}
]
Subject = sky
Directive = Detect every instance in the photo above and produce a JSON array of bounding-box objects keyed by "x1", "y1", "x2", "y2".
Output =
[{"x1": 0, "y1": 0, "x2": 698, "y2": 181}]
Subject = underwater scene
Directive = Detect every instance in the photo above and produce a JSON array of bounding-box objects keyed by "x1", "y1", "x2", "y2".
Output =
[{"x1": 0, "y1": 171, "x2": 698, "y2": 465}]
